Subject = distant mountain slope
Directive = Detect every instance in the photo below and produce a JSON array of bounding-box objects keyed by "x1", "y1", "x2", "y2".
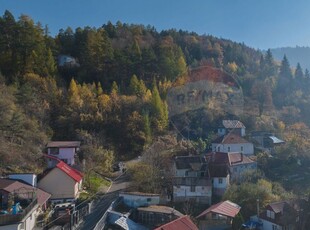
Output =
[{"x1": 270, "y1": 46, "x2": 310, "y2": 71}]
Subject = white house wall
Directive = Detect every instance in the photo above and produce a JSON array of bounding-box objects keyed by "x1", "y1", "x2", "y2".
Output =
[
  {"x1": 175, "y1": 169, "x2": 188, "y2": 177},
  {"x1": 230, "y1": 163, "x2": 257, "y2": 181},
  {"x1": 260, "y1": 219, "x2": 282, "y2": 230},
  {"x1": 212, "y1": 143, "x2": 254, "y2": 155},
  {"x1": 213, "y1": 177, "x2": 229, "y2": 189},
  {"x1": 48, "y1": 147, "x2": 75, "y2": 165},
  {"x1": 173, "y1": 185, "x2": 211, "y2": 199},
  {"x1": 59, "y1": 148, "x2": 75, "y2": 165},
  {"x1": 24, "y1": 208, "x2": 39, "y2": 230}
]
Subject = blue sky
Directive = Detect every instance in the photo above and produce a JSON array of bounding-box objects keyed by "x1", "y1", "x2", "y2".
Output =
[{"x1": 1, "y1": 0, "x2": 310, "y2": 50}]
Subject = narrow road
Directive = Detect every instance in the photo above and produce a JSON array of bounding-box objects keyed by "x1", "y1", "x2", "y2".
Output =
[
  {"x1": 76, "y1": 171, "x2": 132, "y2": 230},
  {"x1": 76, "y1": 191, "x2": 118, "y2": 230}
]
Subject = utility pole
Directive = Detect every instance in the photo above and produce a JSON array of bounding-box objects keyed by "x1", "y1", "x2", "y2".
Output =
[{"x1": 257, "y1": 199, "x2": 260, "y2": 221}]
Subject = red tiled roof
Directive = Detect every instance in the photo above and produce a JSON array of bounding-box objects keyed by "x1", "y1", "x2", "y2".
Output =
[
  {"x1": 228, "y1": 152, "x2": 254, "y2": 166},
  {"x1": 206, "y1": 152, "x2": 229, "y2": 164},
  {"x1": 213, "y1": 133, "x2": 250, "y2": 144},
  {"x1": 0, "y1": 178, "x2": 51, "y2": 207},
  {"x1": 154, "y1": 215, "x2": 198, "y2": 230},
  {"x1": 206, "y1": 152, "x2": 255, "y2": 167},
  {"x1": 46, "y1": 141, "x2": 80, "y2": 148},
  {"x1": 196, "y1": 200, "x2": 241, "y2": 219},
  {"x1": 268, "y1": 201, "x2": 287, "y2": 213},
  {"x1": 56, "y1": 161, "x2": 83, "y2": 182}
]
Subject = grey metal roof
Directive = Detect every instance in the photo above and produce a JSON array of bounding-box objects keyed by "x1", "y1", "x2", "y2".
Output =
[{"x1": 268, "y1": 136, "x2": 285, "y2": 144}]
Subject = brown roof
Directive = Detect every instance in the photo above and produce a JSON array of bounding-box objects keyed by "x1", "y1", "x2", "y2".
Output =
[
  {"x1": 268, "y1": 201, "x2": 287, "y2": 213},
  {"x1": 208, "y1": 164, "x2": 229, "y2": 177},
  {"x1": 212, "y1": 133, "x2": 250, "y2": 144},
  {"x1": 196, "y1": 200, "x2": 241, "y2": 219},
  {"x1": 221, "y1": 120, "x2": 245, "y2": 129},
  {"x1": 206, "y1": 152, "x2": 255, "y2": 167},
  {"x1": 228, "y1": 152, "x2": 255, "y2": 166},
  {"x1": 138, "y1": 205, "x2": 183, "y2": 217},
  {"x1": 175, "y1": 156, "x2": 206, "y2": 170},
  {"x1": 0, "y1": 178, "x2": 51, "y2": 207},
  {"x1": 46, "y1": 141, "x2": 80, "y2": 148},
  {"x1": 154, "y1": 215, "x2": 198, "y2": 230}
]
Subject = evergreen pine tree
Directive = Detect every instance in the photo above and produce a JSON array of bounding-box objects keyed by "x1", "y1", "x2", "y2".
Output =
[{"x1": 295, "y1": 62, "x2": 304, "y2": 79}]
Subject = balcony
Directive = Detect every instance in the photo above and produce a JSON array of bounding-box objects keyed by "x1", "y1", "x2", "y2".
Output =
[{"x1": 0, "y1": 198, "x2": 37, "y2": 226}]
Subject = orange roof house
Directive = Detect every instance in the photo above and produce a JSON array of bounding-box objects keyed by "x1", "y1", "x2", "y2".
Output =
[{"x1": 37, "y1": 161, "x2": 83, "y2": 203}]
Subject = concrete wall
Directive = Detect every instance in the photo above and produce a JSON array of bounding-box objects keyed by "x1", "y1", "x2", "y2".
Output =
[{"x1": 120, "y1": 193, "x2": 160, "y2": 208}]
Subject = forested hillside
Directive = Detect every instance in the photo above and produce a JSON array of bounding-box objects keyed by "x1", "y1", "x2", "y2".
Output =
[
  {"x1": 270, "y1": 46, "x2": 310, "y2": 72},
  {"x1": 1, "y1": 9, "x2": 310, "y2": 182}
]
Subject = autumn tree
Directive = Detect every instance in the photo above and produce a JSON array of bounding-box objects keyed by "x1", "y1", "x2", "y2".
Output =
[{"x1": 150, "y1": 81, "x2": 168, "y2": 132}]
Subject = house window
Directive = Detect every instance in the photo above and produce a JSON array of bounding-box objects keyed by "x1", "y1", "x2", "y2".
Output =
[
  {"x1": 228, "y1": 146, "x2": 231, "y2": 152},
  {"x1": 219, "y1": 178, "x2": 223, "y2": 184},
  {"x1": 50, "y1": 147, "x2": 59, "y2": 155},
  {"x1": 267, "y1": 210, "x2": 275, "y2": 219},
  {"x1": 190, "y1": 186, "x2": 195, "y2": 192},
  {"x1": 241, "y1": 146, "x2": 244, "y2": 152},
  {"x1": 272, "y1": 225, "x2": 278, "y2": 230},
  {"x1": 147, "y1": 198, "x2": 152, "y2": 202},
  {"x1": 217, "y1": 146, "x2": 220, "y2": 152}
]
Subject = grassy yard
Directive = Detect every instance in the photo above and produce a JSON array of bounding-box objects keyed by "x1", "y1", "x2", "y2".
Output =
[{"x1": 84, "y1": 172, "x2": 112, "y2": 196}]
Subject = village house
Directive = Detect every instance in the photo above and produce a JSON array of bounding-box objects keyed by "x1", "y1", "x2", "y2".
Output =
[
  {"x1": 37, "y1": 161, "x2": 83, "y2": 204},
  {"x1": 208, "y1": 164, "x2": 230, "y2": 197},
  {"x1": 217, "y1": 120, "x2": 246, "y2": 137},
  {"x1": 172, "y1": 156, "x2": 212, "y2": 205},
  {"x1": 196, "y1": 200, "x2": 241, "y2": 230},
  {"x1": 133, "y1": 205, "x2": 184, "y2": 229},
  {"x1": 0, "y1": 178, "x2": 51, "y2": 230},
  {"x1": 46, "y1": 141, "x2": 80, "y2": 168},
  {"x1": 250, "y1": 131, "x2": 285, "y2": 153},
  {"x1": 255, "y1": 201, "x2": 300, "y2": 230},
  {"x1": 105, "y1": 193, "x2": 189, "y2": 230},
  {"x1": 206, "y1": 152, "x2": 257, "y2": 194},
  {"x1": 212, "y1": 133, "x2": 254, "y2": 155}
]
